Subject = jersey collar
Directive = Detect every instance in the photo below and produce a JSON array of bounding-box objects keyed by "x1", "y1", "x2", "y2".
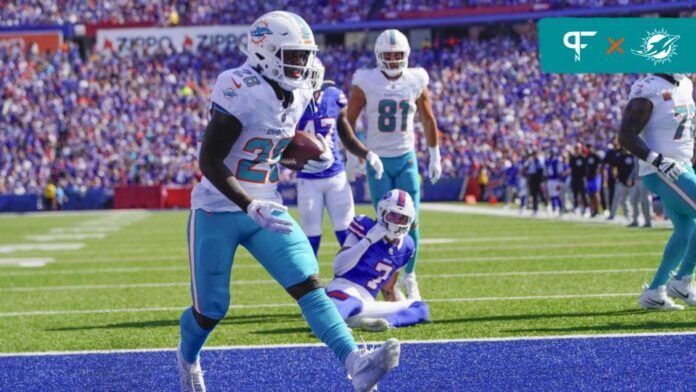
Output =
[{"x1": 655, "y1": 73, "x2": 679, "y2": 86}]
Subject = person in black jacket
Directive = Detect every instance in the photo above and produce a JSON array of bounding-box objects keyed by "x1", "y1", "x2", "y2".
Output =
[{"x1": 569, "y1": 143, "x2": 588, "y2": 216}]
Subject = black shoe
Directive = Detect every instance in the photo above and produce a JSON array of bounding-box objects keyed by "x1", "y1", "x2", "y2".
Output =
[{"x1": 627, "y1": 222, "x2": 639, "y2": 228}]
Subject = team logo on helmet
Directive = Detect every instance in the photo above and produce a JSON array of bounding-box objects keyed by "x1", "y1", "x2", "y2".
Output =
[{"x1": 250, "y1": 21, "x2": 273, "y2": 44}]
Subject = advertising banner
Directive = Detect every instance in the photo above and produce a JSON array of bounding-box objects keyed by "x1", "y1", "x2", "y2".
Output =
[
  {"x1": 96, "y1": 25, "x2": 248, "y2": 52},
  {"x1": 0, "y1": 30, "x2": 63, "y2": 53}
]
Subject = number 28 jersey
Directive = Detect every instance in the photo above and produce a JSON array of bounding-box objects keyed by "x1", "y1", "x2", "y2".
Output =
[
  {"x1": 352, "y1": 67, "x2": 429, "y2": 158},
  {"x1": 337, "y1": 215, "x2": 415, "y2": 298},
  {"x1": 629, "y1": 75, "x2": 696, "y2": 176},
  {"x1": 191, "y1": 63, "x2": 312, "y2": 212}
]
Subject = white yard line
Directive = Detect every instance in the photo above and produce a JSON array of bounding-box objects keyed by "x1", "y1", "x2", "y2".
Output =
[
  {"x1": 0, "y1": 243, "x2": 85, "y2": 254},
  {"x1": 0, "y1": 258, "x2": 54, "y2": 267},
  {"x1": 0, "y1": 292, "x2": 641, "y2": 318},
  {"x1": 422, "y1": 251, "x2": 662, "y2": 263},
  {"x1": 2, "y1": 331, "x2": 696, "y2": 357},
  {"x1": 421, "y1": 203, "x2": 673, "y2": 228},
  {"x1": 26, "y1": 233, "x2": 106, "y2": 242},
  {"x1": 0, "y1": 252, "x2": 663, "y2": 276},
  {"x1": 0, "y1": 268, "x2": 656, "y2": 291}
]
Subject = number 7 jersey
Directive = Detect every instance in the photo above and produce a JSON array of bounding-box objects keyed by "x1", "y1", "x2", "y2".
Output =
[
  {"x1": 191, "y1": 63, "x2": 312, "y2": 212},
  {"x1": 629, "y1": 75, "x2": 696, "y2": 176},
  {"x1": 352, "y1": 67, "x2": 429, "y2": 158}
]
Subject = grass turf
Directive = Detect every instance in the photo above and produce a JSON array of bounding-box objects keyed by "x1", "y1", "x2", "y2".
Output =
[{"x1": 0, "y1": 205, "x2": 689, "y2": 353}]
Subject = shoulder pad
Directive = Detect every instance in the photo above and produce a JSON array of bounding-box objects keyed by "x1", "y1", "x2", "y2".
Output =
[
  {"x1": 351, "y1": 69, "x2": 370, "y2": 89},
  {"x1": 348, "y1": 215, "x2": 376, "y2": 238}
]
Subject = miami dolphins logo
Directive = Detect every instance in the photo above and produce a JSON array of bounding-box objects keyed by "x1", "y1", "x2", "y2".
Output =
[
  {"x1": 250, "y1": 21, "x2": 273, "y2": 44},
  {"x1": 632, "y1": 29, "x2": 680, "y2": 65}
]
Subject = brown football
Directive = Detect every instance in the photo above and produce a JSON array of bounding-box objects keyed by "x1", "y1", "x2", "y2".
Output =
[{"x1": 279, "y1": 132, "x2": 324, "y2": 171}]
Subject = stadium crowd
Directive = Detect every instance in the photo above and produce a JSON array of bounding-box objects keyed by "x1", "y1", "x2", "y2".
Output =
[
  {"x1": 0, "y1": 0, "x2": 681, "y2": 27},
  {"x1": 0, "y1": 28, "x2": 638, "y2": 199}
]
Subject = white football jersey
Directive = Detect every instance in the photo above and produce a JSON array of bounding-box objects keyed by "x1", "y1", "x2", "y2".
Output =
[
  {"x1": 191, "y1": 63, "x2": 312, "y2": 212},
  {"x1": 352, "y1": 67, "x2": 429, "y2": 158},
  {"x1": 629, "y1": 75, "x2": 696, "y2": 176}
]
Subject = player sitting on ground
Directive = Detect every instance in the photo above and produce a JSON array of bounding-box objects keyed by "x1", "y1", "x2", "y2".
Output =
[{"x1": 326, "y1": 189, "x2": 430, "y2": 332}]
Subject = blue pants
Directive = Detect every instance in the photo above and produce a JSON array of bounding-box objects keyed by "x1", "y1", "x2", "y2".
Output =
[
  {"x1": 187, "y1": 209, "x2": 317, "y2": 319},
  {"x1": 366, "y1": 150, "x2": 421, "y2": 273},
  {"x1": 642, "y1": 166, "x2": 696, "y2": 287}
]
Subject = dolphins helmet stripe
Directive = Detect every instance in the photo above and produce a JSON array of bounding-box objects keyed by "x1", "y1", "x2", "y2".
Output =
[
  {"x1": 397, "y1": 190, "x2": 406, "y2": 207},
  {"x1": 389, "y1": 30, "x2": 396, "y2": 45},
  {"x1": 289, "y1": 12, "x2": 312, "y2": 40}
]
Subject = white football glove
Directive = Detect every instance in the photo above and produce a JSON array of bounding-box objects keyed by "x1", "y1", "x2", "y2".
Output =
[
  {"x1": 428, "y1": 146, "x2": 442, "y2": 185},
  {"x1": 366, "y1": 151, "x2": 384, "y2": 180},
  {"x1": 246, "y1": 200, "x2": 293, "y2": 234},
  {"x1": 648, "y1": 151, "x2": 685, "y2": 182},
  {"x1": 302, "y1": 134, "x2": 334, "y2": 174},
  {"x1": 365, "y1": 223, "x2": 388, "y2": 244}
]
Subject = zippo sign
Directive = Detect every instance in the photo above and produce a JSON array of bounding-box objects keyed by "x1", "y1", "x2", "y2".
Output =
[{"x1": 96, "y1": 25, "x2": 248, "y2": 52}]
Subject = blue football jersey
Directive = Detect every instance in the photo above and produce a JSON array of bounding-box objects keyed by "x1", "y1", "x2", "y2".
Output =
[
  {"x1": 338, "y1": 215, "x2": 415, "y2": 298},
  {"x1": 296, "y1": 85, "x2": 347, "y2": 179},
  {"x1": 545, "y1": 157, "x2": 563, "y2": 180}
]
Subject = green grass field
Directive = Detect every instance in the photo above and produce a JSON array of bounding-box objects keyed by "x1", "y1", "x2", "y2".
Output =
[{"x1": 0, "y1": 205, "x2": 691, "y2": 354}]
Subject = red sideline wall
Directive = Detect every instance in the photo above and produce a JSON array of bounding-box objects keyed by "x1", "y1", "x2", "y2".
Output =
[{"x1": 114, "y1": 185, "x2": 191, "y2": 209}]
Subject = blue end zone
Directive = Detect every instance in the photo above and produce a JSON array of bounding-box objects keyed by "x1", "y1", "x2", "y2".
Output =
[{"x1": 2, "y1": 334, "x2": 696, "y2": 391}]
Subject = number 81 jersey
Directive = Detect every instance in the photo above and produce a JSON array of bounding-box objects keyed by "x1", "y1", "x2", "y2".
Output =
[
  {"x1": 629, "y1": 75, "x2": 696, "y2": 176},
  {"x1": 352, "y1": 67, "x2": 429, "y2": 158},
  {"x1": 191, "y1": 63, "x2": 312, "y2": 212}
]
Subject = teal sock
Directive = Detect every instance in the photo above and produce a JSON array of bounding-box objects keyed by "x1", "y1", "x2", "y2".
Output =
[
  {"x1": 650, "y1": 231, "x2": 688, "y2": 289},
  {"x1": 675, "y1": 226, "x2": 696, "y2": 279},
  {"x1": 298, "y1": 288, "x2": 357, "y2": 363},
  {"x1": 405, "y1": 227, "x2": 420, "y2": 274},
  {"x1": 179, "y1": 307, "x2": 213, "y2": 363}
]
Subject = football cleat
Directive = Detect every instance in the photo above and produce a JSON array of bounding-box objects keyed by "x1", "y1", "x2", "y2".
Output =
[
  {"x1": 401, "y1": 272, "x2": 421, "y2": 301},
  {"x1": 638, "y1": 284, "x2": 684, "y2": 310},
  {"x1": 667, "y1": 276, "x2": 696, "y2": 306},
  {"x1": 361, "y1": 318, "x2": 392, "y2": 332},
  {"x1": 349, "y1": 338, "x2": 401, "y2": 392},
  {"x1": 177, "y1": 342, "x2": 206, "y2": 392}
]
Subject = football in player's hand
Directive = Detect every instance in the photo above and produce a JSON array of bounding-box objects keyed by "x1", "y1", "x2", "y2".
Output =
[{"x1": 280, "y1": 132, "x2": 325, "y2": 171}]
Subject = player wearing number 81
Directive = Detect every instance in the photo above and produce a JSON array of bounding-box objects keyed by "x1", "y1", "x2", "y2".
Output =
[{"x1": 346, "y1": 29, "x2": 442, "y2": 301}]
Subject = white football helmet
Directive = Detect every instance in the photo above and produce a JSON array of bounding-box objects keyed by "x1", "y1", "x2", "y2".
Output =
[
  {"x1": 246, "y1": 11, "x2": 318, "y2": 91},
  {"x1": 308, "y1": 56, "x2": 325, "y2": 91},
  {"x1": 374, "y1": 29, "x2": 410, "y2": 78},
  {"x1": 377, "y1": 189, "x2": 415, "y2": 241}
]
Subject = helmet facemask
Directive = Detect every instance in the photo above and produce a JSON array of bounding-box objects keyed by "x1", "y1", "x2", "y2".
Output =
[
  {"x1": 376, "y1": 50, "x2": 408, "y2": 78},
  {"x1": 381, "y1": 208, "x2": 413, "y2": 241},
  {"x1": 273, "y1": 45, "x2": 316, "y2": 90},
  {"x1": 307, "y1": 57, "x2": 325, "y2": 91}
]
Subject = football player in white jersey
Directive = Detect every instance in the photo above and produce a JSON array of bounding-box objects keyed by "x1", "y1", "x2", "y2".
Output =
[
  {"x1": 345, "y1": 29, "x2": 441, "y2": 301},
  {"x1": 618, "y1": 74, "x2": 696, "y2": 310},
  {"x1": 177, "y1": 12, "x2": 400, "y2": 392},
  {"x1": 295, "y1": 58, "x2": 384, "y2": 256}
]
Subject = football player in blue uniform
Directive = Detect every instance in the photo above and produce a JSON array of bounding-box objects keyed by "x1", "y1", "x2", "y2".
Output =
[
  {"x1": 177, "y1": 12, "x2": 400, "y2": 392},
  {"x1": 326, "y1": 189, "x2": 430, "y2": 331},
  {"x1": 545, "y1": 148, "x2": 565, "y2": 216},
  {"x1": 296, "y1": 58, "x2": 383, "y2": 256}
]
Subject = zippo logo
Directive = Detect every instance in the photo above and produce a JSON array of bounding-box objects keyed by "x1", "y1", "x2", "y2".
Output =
[{"x1": 563, "y1": 31, "x2": 597, "y2": 62}]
